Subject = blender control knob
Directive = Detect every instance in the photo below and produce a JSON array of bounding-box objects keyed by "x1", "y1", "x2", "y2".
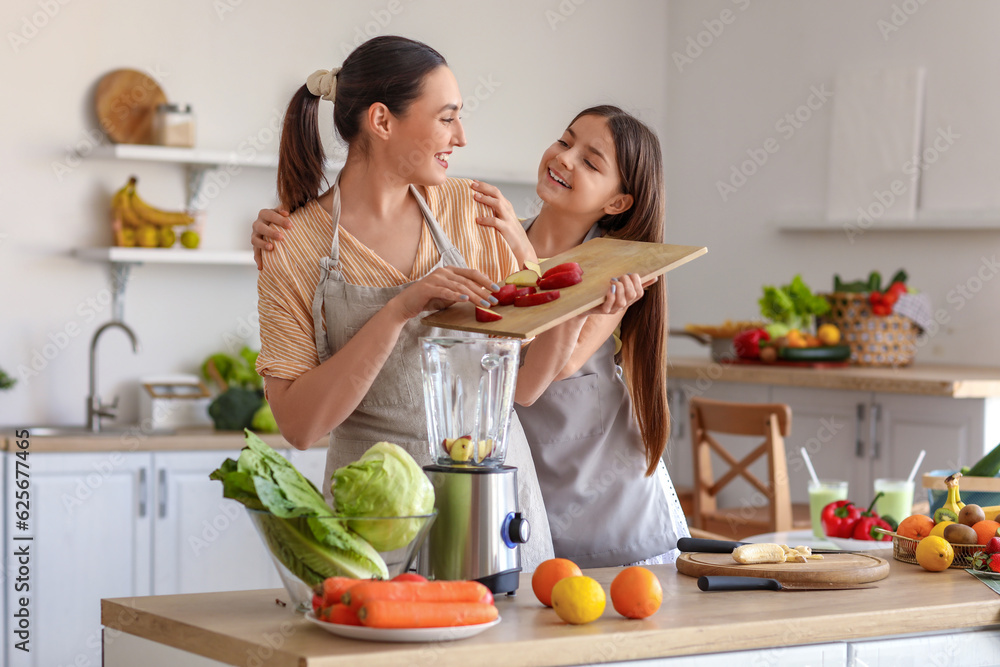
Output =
[{"x1": 507, "y1": 512, "x2": 530, "y2": 544}]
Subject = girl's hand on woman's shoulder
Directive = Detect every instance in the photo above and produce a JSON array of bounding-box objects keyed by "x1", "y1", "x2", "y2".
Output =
[
  {"x1": 388, "y1": 266, "x2": 503, "y2": 322},
  {"x1": 470, "y1": 180, "x2": 538, "y2": 266},
  {"x1": 251, "y1": 208, "x2": 293, "y2": 270}
]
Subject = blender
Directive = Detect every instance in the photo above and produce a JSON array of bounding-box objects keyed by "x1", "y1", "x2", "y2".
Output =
[{"x1": 417, "y1": 337, "x2": 528, "y2": 595}]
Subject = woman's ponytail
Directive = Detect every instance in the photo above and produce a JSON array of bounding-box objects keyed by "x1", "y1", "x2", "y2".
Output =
[{"x1": 277, "y1": 85, "x2": 326, "y2": 213}]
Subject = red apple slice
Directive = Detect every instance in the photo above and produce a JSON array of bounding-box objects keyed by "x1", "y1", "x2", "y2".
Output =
[
  {"x1": 514, "y1": 290, "x2": 560, "y2": 307},
  {"x1": 475, "y1": 306, "x2": 503, "y2": 322},
  {"x1": 538, "y1": 269, "x2": 583, "y2": 290},
  {"x1": 504, "y1": 268, "x2": 540, "y2": 287},
  {"x1": 541, "y1": 262, "x2": 582, "y2": 279},
  {"x1": 514, "y1": 286, "x2": 536, "y2": 298},
  {"x1": 491, "y1": 284, "x2": 518, "y2": 306}
]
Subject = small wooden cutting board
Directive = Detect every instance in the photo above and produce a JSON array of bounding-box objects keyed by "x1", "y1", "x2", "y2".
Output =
[
  {"x1": 421, "y1": 238, "x2": 707, "y2": 339},
  {"x1": 676, "y1": 552, "x2": 890, "y2": 585}
]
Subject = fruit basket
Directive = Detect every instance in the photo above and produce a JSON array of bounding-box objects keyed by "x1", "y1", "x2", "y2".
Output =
[
  {"x1": 875, "y1": 527, "x2": 983, "y2": 569},
  {"x1": 820, "y1": 292, "x2": 917, "y2": 367}
]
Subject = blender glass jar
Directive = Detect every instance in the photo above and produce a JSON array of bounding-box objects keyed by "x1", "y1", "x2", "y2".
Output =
[{"x1": 420, "y1": 337, "x2": 521, "y2": 466}]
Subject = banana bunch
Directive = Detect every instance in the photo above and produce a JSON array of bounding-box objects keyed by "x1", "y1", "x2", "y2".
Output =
[{"x1": 110, "y1": 176, "x2": 195, "y2": 248}]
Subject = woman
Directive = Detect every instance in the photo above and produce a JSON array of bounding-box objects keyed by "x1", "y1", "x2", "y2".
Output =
[{"x1": 256, "y1": 36, "x2": 628, "y2": 571}]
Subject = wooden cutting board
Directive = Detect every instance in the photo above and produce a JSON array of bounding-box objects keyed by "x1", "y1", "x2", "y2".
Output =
[
  {"x1": 676, "y1": 552, "x2": 890, "y2": 585},
  {"x1": 421, "y1": 238, "x2": 707, "y2": 339},
  {"x1": 94, "y1": 68, "x2": 167, "y2": 144}
]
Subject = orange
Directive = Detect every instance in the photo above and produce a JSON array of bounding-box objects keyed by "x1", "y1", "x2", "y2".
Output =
[
  {"x1": 531, "y1": 558, "x2": 582, "y2": 607},
  {"x1": 929, "y1": 520, "x2": 955, "y2": 539},
  {"x1": 915, "y1": 535, "x2": 954, "y2": 572},
  {"x1": 550, "y1": 576, "x2": 606, "y2": 624},
  {"x1": 896, "y1": 514, "x2": 935, "y2": 540},
  {"x1": 818, "y1": 324, "x2": 841, "y2": 345},
  {"x1": 610, "y1": 566, "x2": 663, "y2": 619},
  {"x1": 972, "y1": 520, "x2": 1000, "y2": 546}
]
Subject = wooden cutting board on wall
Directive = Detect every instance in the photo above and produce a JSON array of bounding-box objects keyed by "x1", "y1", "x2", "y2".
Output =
[
  {"x1": 421, "y1": 238, "x2": 707, "y2": 339},
  {"x1": 676, "y1": 552, "x2": 890, "y2": 585},
  {"x1": 94, "y1": 68, "x2": 167, "y2": 144}
]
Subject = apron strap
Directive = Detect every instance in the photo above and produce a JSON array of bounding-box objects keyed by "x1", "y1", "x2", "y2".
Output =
[{"x1": 410, "y1": 184, "x2": 465, "y2": 267}]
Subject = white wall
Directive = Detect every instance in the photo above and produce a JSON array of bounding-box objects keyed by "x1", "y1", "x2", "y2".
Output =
[
  {"x1": 0, "y1": 0, "x2": 669, "y2": 426},
  {"x1": 665, "y1": 0, "x2": 1000, "y2": 365}
]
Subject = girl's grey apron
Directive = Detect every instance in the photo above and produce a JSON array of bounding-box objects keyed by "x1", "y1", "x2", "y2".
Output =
[
  {"x1": 310, "y1": 178, "x2": 554, "y2": 571},
  {"x1": 513, "y1": 218, "x2": 689, "y2": 568}
]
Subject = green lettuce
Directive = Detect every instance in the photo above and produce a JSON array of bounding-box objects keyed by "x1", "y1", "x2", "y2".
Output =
[
  {"x1": 210, "y1": 430, "x2": 388, "y2": 583},
  {"x1": 759, "y1": 274, "x2": 830, "y2": 332},
  {"x1": 332, "y1": 442, "x2": 435, "y2": 551}
]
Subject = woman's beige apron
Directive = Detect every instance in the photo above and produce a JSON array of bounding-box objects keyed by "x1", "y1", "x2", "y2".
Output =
[{"x1": 311, "y1": 177, "x2": 554, "y2": 570}]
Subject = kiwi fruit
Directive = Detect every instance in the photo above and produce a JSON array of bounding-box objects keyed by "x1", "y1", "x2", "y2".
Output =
[
  {"x1": 943, "y1": 523, "x2": 978, "y2": 545},
  {"x1": 959, "y1": 503, "x2": 985, "y2": 527}
]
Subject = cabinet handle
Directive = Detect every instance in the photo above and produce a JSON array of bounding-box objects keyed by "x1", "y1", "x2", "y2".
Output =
[
  {"x1": 158, "y1": 469, "x2": 167, "y2": 519},
  {"x1": 138, "y1": 468, "x2": 147, "y2": 518},
  {"x1": 855, "y1": 403, "x2": 866, "y2": 458},
  {"x1": 870, "y1": 403, "x2": 882, "y2": 460}
]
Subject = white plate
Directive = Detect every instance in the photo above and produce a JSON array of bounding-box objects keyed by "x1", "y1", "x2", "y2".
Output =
[
  {"x1": 825, "y1": 536, "x2": 895, "y2": 551},
  {"x1": 304, "y1": 611, "x2": 501, "y2": 643}
]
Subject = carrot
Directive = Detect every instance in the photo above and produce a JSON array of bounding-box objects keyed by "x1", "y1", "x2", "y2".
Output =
[
  {"x1": 358, "y1": 600, "x2": 498, "y2": 629},
  {"x1": 342, "y1": 580, "x2": 492, "y2": 613},
  {"x1": 317, "y1": 603, "x2": 361, "y2": 626},
  {"x1": 313, "y1": 576, "x2": 363, "y2": 608}
]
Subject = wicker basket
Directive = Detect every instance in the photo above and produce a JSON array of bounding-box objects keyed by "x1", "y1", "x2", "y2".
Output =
[
  {"x1": 820, "y1": 292, "x2": 917, "y2": 367},
  {"x1": 875, "y1": 527, "x2": 983, "y2": 569}
]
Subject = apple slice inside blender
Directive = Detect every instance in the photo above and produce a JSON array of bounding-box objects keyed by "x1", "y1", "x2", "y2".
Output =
[{"x1": 447, "y1": 435, "x2": 474, "y2": 462}]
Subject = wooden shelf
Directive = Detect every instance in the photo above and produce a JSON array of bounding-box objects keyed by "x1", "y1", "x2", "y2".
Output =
[
  {"x1": 775, "y1": 210, "x2": 1000, "y2": 232},
  {"x1": 74, "y1": 247, "x2": 255, "y2": 266}
]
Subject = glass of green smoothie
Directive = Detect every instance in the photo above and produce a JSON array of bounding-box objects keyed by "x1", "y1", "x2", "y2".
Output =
[
  {"x1": 873, "y1": 478, "x2": 914, "y2": 526},
  {"x1": 809, "y1": 480, "x2": 848, "y2": 539}
]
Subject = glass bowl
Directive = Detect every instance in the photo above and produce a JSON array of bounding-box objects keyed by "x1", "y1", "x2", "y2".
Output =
[{"x1": 246, "y1": 509, "x2": 436, "y2": 612}]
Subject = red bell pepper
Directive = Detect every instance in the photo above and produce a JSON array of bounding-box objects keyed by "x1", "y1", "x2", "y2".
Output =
[
  {"x1": 733, "y1": 328, "x2": 770, "y2": 360},
  {"x1": 851, "y1": 492, "x2": 893, "y2": 541},
  {"x1": 821, "y1": 499, "x2": 862, "y2": 538}
]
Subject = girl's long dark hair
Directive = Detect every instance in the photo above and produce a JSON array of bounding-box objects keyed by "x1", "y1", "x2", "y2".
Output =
[
  {"x1": 572, "y1": 105, "x2": 668, "y2": 477},
  {"x1": 277, "y1": 36, "x2": 447, "y2": 212}
]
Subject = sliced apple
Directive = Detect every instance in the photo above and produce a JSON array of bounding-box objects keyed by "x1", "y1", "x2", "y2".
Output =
[
  {"x1": 448, "y1": 436, "x2": 473, "y2": 462},
  {"x1": 475, "y1": 306, "x2": 503, "y2": 322},
  {"x1": 476, "y1": 439, "x2": 493, "y2": 461},
  {"x1": 514, "y1": 290, "x2": 560, "y2": 307},
  {"x1": 490, "y1": 284, "x2": 518, "y2": 306},
  {"x1": 504, "y1": 268, "x2": 540, "y2": 287},
  {"x1": 541, "y1": 262, "x2": 582, "y2": 279},
  {"x1": 524, "y1": 260, "x2": 542, "y2": 276}
]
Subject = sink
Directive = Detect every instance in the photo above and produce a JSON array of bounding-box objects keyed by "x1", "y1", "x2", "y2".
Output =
[{"x1": 11, "y1": 425, "x2": 176, "y2": 437}]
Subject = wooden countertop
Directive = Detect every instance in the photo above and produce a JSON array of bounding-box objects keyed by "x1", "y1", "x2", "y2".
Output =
[
  {"x1": 102, "y1": 556, "x2": 1000, "y2": 666},
  {"x1": 0, "y1": 427, "x2": 326, "y2": 453},
  {"x1": 668, "y1": 356, "x2": 1000, "y2": 398}
]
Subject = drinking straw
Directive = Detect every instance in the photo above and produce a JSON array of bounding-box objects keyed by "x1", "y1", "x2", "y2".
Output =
[
  {"x1": 801, "y1": 447, "x2": 820, "y2": 486},
  {"x1": 907, "y1": 449, "x2": 926, "y2": 484}
]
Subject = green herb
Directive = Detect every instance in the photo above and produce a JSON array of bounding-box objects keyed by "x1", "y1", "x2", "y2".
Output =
[
  {"x1": 210, "y1": 430, "x2": 389, "y2": 583},
  {"x1": 759, "y1": 274, "x2": 830, "y2": 332},
  {"x1": 0, "y1": 367, "x2": 15, "y2": 391}
]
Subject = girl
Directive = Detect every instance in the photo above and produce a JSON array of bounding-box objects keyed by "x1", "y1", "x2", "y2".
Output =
[{"x1": 472, "y1": 106, "x2": 690, "y2": 566}]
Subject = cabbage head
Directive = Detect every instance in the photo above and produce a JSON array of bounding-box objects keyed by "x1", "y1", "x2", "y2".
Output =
[{"x1": 332, "y1": 442, "x2": 434, "y2": 551}]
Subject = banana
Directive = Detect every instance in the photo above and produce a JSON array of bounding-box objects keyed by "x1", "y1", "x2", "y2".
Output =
[
  {"x1": 110, "y1": 178, "x2": 144, "y2": 228},
  {"x1": 128, "y1": 176, "x2": 195, "y2": 227},
  {"x1": 934, "y1": 472, "x2": 965, "y2": 523}
]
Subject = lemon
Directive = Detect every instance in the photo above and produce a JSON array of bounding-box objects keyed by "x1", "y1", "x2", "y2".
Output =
[
  {"x1": 550, "y1": 575, "x2": 605, "y2": 625},
  {"x1": 158, "y1": 227, "x2": 176, "y2": 248},
  {"x1": 180, "y1": 230, "x2": 200, "y2": 249},
  {"x1": 136, "y1": 225, "x2": 158, "y2": 248},
  {"x1": 818, "y1": 323, "x2": 841, "y2": 345},
  {"x1": 915, "y1": 535, "x2": 954, "y2": 572},
  {"x1": 930, "y1": 520, "x2": 955, "y2": 539}
]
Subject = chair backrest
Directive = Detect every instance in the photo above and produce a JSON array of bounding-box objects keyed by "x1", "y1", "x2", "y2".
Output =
[{"x1": 688, "y1": 396, "x2": 793, "y2": 535}]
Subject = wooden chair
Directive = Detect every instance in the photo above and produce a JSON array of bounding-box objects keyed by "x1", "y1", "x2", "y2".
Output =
[{"x1": 689, "y1": 397, "x2": 810, "y2": 540}]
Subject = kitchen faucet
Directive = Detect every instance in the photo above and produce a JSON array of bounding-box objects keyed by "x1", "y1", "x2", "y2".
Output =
[{"x1": 87, "y1": 320, "x2": 140, "y2": 432}]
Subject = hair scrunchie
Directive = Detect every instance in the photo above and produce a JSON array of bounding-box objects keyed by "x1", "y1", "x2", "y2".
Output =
[{"x1": 306, "y1": 67, "x2": 341, "y2": 101}]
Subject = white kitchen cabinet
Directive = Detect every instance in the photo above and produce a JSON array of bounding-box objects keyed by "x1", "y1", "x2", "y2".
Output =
[
  {"x1": 5, "y1": 448, "x2": 285, "y2": 667},
  {"x1": 5, "y1": 450, "x2": 152, "y2": 667},
  {"x1": 151, "y1": 450, "x2": 280, "y2": 596}
]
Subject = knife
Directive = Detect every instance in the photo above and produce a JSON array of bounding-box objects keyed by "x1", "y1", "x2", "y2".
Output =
[
  {"x1": 697, "y1": 576, "x2": 876, "y2": 592},
  {"x1": 677, "y1": 537, "x2": 866, "y2": 555}
]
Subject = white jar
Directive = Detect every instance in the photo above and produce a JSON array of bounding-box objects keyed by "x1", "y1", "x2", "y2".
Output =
[{"x1": 154, "y1": 103, "x2": 196, "y2": 148}]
